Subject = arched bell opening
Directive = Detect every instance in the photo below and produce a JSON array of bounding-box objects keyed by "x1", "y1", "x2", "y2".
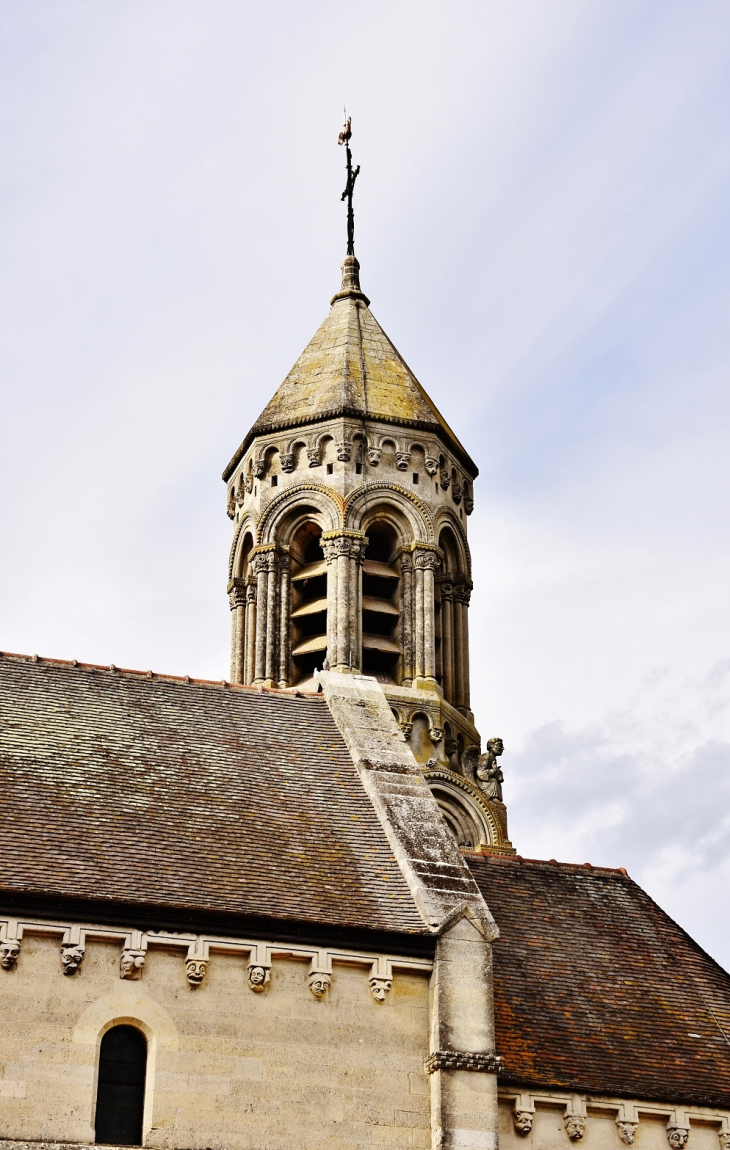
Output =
[
  {"x1": 361, "y1": 520, "x2": 401, "y2": 683},
  {"x1": 427, "y1": 781, "x2": 493, "y2": 851},
  {"x1": 290, "y1": 521, "x2": 326, "y2": 685},
  {"x1": 435, "y1": 524, "x2": 465, "y2": 707}
]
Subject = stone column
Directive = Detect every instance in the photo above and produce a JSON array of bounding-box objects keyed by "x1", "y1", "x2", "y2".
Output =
[
  {"x1": 244, "y1": 579, "x2": 257, "y2": 685},
  {"x1": 278, "y1": 551, "x2": 291, "y2": 688},
  {"x1": 228, "y1": 581, "x2": 247, "y2": 683},
  {"x1": 321, "y1": 531, "x2": 368, "y2": 673},
  {"x1": 251, "y1": 546, "x2": 276, "y2": 686},
  {"x1": 413, "y1": 545, "x2": 441, "y2": 686},
  {"x1": 439, "y1": 578, "x2": 455, "y2": 704},
  {"x1": 454, "y1": 582, "x2": 472, "y2": 712},
  {"x1": 264, "y1": 551, "x2": 279, "y2": 687},
  {"x1": 400, "y1": 553, "x2": 414, "y2": 686},
  {"x1": 414, "y1": 562, "x2": 425, "y2": 680}
]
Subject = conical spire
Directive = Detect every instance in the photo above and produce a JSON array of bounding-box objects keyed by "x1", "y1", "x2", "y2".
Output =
[{"x1": 225, "y1": 258, "x2": 476, "y2": 477}]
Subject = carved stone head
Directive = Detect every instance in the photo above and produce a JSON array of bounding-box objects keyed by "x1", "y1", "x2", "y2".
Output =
[
  {"x1": 280, "y1": 453, "x2": 295, "y2": 472},
  {"x1": 0, "y1": 939, "x2": 20, "y2": 970},
  {"x1": 185, "y1": 958, "x2": 208, "y2": 986},
  {"x1": 120, "y1": 949, "x2": 145, "y2": 980},
  {"x1": 513, "y1": 1110, "x2": 534, "y2": 1135},
  {"x1": 369, "y1": 977, "x2": 391, "y2": 1002},
  {"x1": 61, "y1": 943, "x2": 85, "y2": 976},
  {"x1": 616, "y1": 1122, "x2": 639, "y2": 1146},
  {"x1": 718, "y1": 1134, "x2": 730, "y2": 1150},
  {"x1": 486, "y1": 737, "x2": 504, "y2": 756},
  {"x1": 395, "y1": 452, "x2": 410, "y2": 470},
  {"x1": 247, "y1": 964, "x2": 270, "y2": 993},
  {"x1": 367, "y1": 448, "x2": 381, "y2": 466},
  {"x1": 425, "y1": 457, "x2": 438, "y2": 476},
  {"x1": 308, "y1": 971, "x2": 331, "y2": 998},
  {"x1": 667, "y1": 1129, "x2": 689, "y2": 1150},
  {"x1": 565, "y1": 1115, "x2": 587, "y2": 1141}
]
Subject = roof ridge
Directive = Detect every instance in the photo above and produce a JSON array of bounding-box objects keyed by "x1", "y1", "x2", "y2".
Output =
[{"x1": 0, "y1": 650, "x2": 322, "y2": 699}]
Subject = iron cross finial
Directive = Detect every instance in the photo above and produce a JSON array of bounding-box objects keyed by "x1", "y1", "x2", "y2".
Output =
[{"x1": 338, "y1": 109, "x2": 360, "y2": 257}]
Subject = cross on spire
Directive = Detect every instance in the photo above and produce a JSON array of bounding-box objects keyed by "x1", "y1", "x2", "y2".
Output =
[{"x1": 338, "y1": 110, "x2": 360, "y2": 257}]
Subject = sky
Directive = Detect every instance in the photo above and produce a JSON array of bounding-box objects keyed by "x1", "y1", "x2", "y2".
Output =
[{"x1": 1, "y1": 2, "x2": 729, "y2": 967}]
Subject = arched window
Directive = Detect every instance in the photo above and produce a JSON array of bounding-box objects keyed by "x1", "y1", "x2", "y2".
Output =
[
  {"x1": 290, "y1": 522, "x2": 327, "y2": 685},
  {"x1": 95, "y1": 1025, "x2": 147, "y2": 1146},
  {"x1": 362, "y1": 521, "x2": 401, "y2": 683}
]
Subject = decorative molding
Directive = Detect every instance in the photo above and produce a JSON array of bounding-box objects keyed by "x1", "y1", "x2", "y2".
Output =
[
  {"x1": 343, "y1": 481, "x2": 435, "y2": 541},
  {"x1": 425, "y1": 1050, "x2": 503, "y2": 1074},
  {"x1": 254, "y1": 482, "x2": 341, "y2": 548}
]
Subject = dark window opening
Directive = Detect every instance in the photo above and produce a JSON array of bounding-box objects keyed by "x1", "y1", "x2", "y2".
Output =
[
  {"x1": 271, "y1": 475, "x2": 278, "y2": 486},
  {"x1": 412, "y1": 472, "x2": 419, "y2": 484},
  {"x1": 326, "y1": 463, "x2": 334, "y2": 475},
  {"x1": 355, "y1": 462, "x2": 362, "y2": 474},
  {"x1": 95, "y1": 1025, "x2": 147, "y2": 1146}
]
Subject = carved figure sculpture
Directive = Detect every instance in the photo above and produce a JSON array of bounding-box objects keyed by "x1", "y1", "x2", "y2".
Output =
[
  {"x1": 61, "y1": 943, "x2": 85, "y2": 976},
  {"x1": 668, "y1": 1129, "x2": 689, "y2": 1150},
  {"x1": 476, "y1": 737, "x2": 504, "y2": 801},
  {"x1": 247, "y1": 964, "x2": 271, "y2": 993},
  {"x1": 513, "y1": 1110, "x2": 534, "y2": 1135},
  {"x1": 336, "y1": 441, "x2": 352, "y2": 462},
  {"x1": 464, "y1": 494, "x2": 474, "y2": 515},
  {"x1": 120, "y1": 949, "x2": 145, "y2": 980},
  {"x1": 565, "y1": 1115, "x2": 587, "y2": 1141},
  {"x1": 244, "y1": 474, "x2": 253, "y2": 494},
  {"x1": 0, "y1": 939, "x2": 20, "y2": 970},
  {"x1": 185, "y1": 957, "x2": 208, "y2": 986},
  {"x1": 309, "y1": 971, "x2": 331, "y2": 998},
  {"x1": 369, "y1": 977, "x2": 392, "y2": 1002},
  {"x1": 616, "y1": 1122, "x2": 639, "y2": 1145}
]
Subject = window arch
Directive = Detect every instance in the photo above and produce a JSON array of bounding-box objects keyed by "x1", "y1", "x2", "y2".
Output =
[{"x1": 94, "y1": 1024, "x2": 147, "y2": 1146}]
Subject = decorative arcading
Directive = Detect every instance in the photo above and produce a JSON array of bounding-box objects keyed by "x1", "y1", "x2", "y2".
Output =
[
  {"x1": 425, "y1": 1050, "x2": 503, "y2": 1074},
  {"x1": 343, "y1": 481, "x2": 435, "y2": 541},
  {"x1": 254, "y1": 482, "x2": 342, "y2": 547}
]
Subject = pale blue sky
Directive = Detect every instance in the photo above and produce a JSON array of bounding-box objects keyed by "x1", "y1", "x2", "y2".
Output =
[{"x1": 1, "y1": 1, "x2": 729, "y2": 966}]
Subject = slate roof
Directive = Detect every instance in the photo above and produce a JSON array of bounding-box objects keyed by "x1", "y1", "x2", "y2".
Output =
[
  {"x1": 223, "y1": 257, "x2": 476, "y2": 478},
  {"x1": 468, "y1": 853, "x2": 730, "y2": 1109},
  {"x1": 0, "y1": 653, "x2": 428, "y2": 940}
]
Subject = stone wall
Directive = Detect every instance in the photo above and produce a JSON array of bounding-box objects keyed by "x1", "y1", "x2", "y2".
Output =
[{"x1": 0, "y1": 929, "x2": 433, "y2": 1150}]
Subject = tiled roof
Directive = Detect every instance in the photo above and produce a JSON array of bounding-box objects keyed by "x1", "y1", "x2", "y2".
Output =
[
  {"x1": 224, "y1": 258, "x2": 475, "y2": 478},
  {"x1": 468, "y1": 854, "x2": 730, "y2": 1108},
  {"x1": 0, "y1": 653, "x2": 428, "y2": 939}
]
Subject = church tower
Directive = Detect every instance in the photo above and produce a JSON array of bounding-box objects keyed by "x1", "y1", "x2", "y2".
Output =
[{"x1": 223, "y1": 126, "x2": 513, "y2": 854}]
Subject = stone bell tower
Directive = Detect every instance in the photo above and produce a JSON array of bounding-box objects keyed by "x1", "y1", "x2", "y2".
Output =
[{"x1": 222, "y1": 252, "x2": 514, "y2": 856}]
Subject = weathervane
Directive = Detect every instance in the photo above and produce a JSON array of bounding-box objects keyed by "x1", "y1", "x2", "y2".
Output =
[{"x1": 338, "y1": 109, "x2": 360, "y2": 257}]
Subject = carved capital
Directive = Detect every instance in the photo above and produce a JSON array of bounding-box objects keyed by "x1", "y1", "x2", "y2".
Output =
[
  {"x1": 248, "y1": 963, "x2": 271, "y2": 992},
  {"x1": 229, "y1": 583, "x2": 247, "y2": 610},
  {"x1": 61, "y1": 943, "x2": 85, "y2": 976},
  {"x1": 369, "y1": 976, "x2": 392, "y2": 1002},
  {"x1": 425, "y1": 1050, "x2": 503, "y2": 1074},
  {"x1": 0, "y1": 939, "x2": 20, "y2": 970},
  {"x1": 251, "y1": 545, "x2": 277, "y2": 575},
  {"x1": 321, "y1": 530, "x2": 368, "y2": 563},
  {"x1": 120, "y1": 949, "x2": 145, "y2": 980},
  {"x1": 565, "y1": 1115, "x2": 587, "y2": 1142},
  {"x1": 616, "y1": 1122, "x2": 639, "y2": 1146},
  {"x1": 395, "y1": 451, "x2": 410, "y2": 470},
  {"x1": 280, "y1": 452, "x2": 295, "y2": 472},
  {"x1": 400, "y1": 554, "x2": 413, "y2": 573},
  {"x1": 454, "y1": 582, "x2": 472, "y2": 604},
  {"x1": 185, "y1": 957, "x2": 208, "y2": 986},
  {"x1": 438, "y1": 577, "x2": 454, "y2": 600},
  {"x1": 413, "y1": 547, "x2": 441, "y2": 571}
]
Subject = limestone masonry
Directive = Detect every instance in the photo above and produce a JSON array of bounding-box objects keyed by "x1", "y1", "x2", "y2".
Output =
[{"x1": 0, "y1": 254, "x2": 728, "y2": 1150}]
